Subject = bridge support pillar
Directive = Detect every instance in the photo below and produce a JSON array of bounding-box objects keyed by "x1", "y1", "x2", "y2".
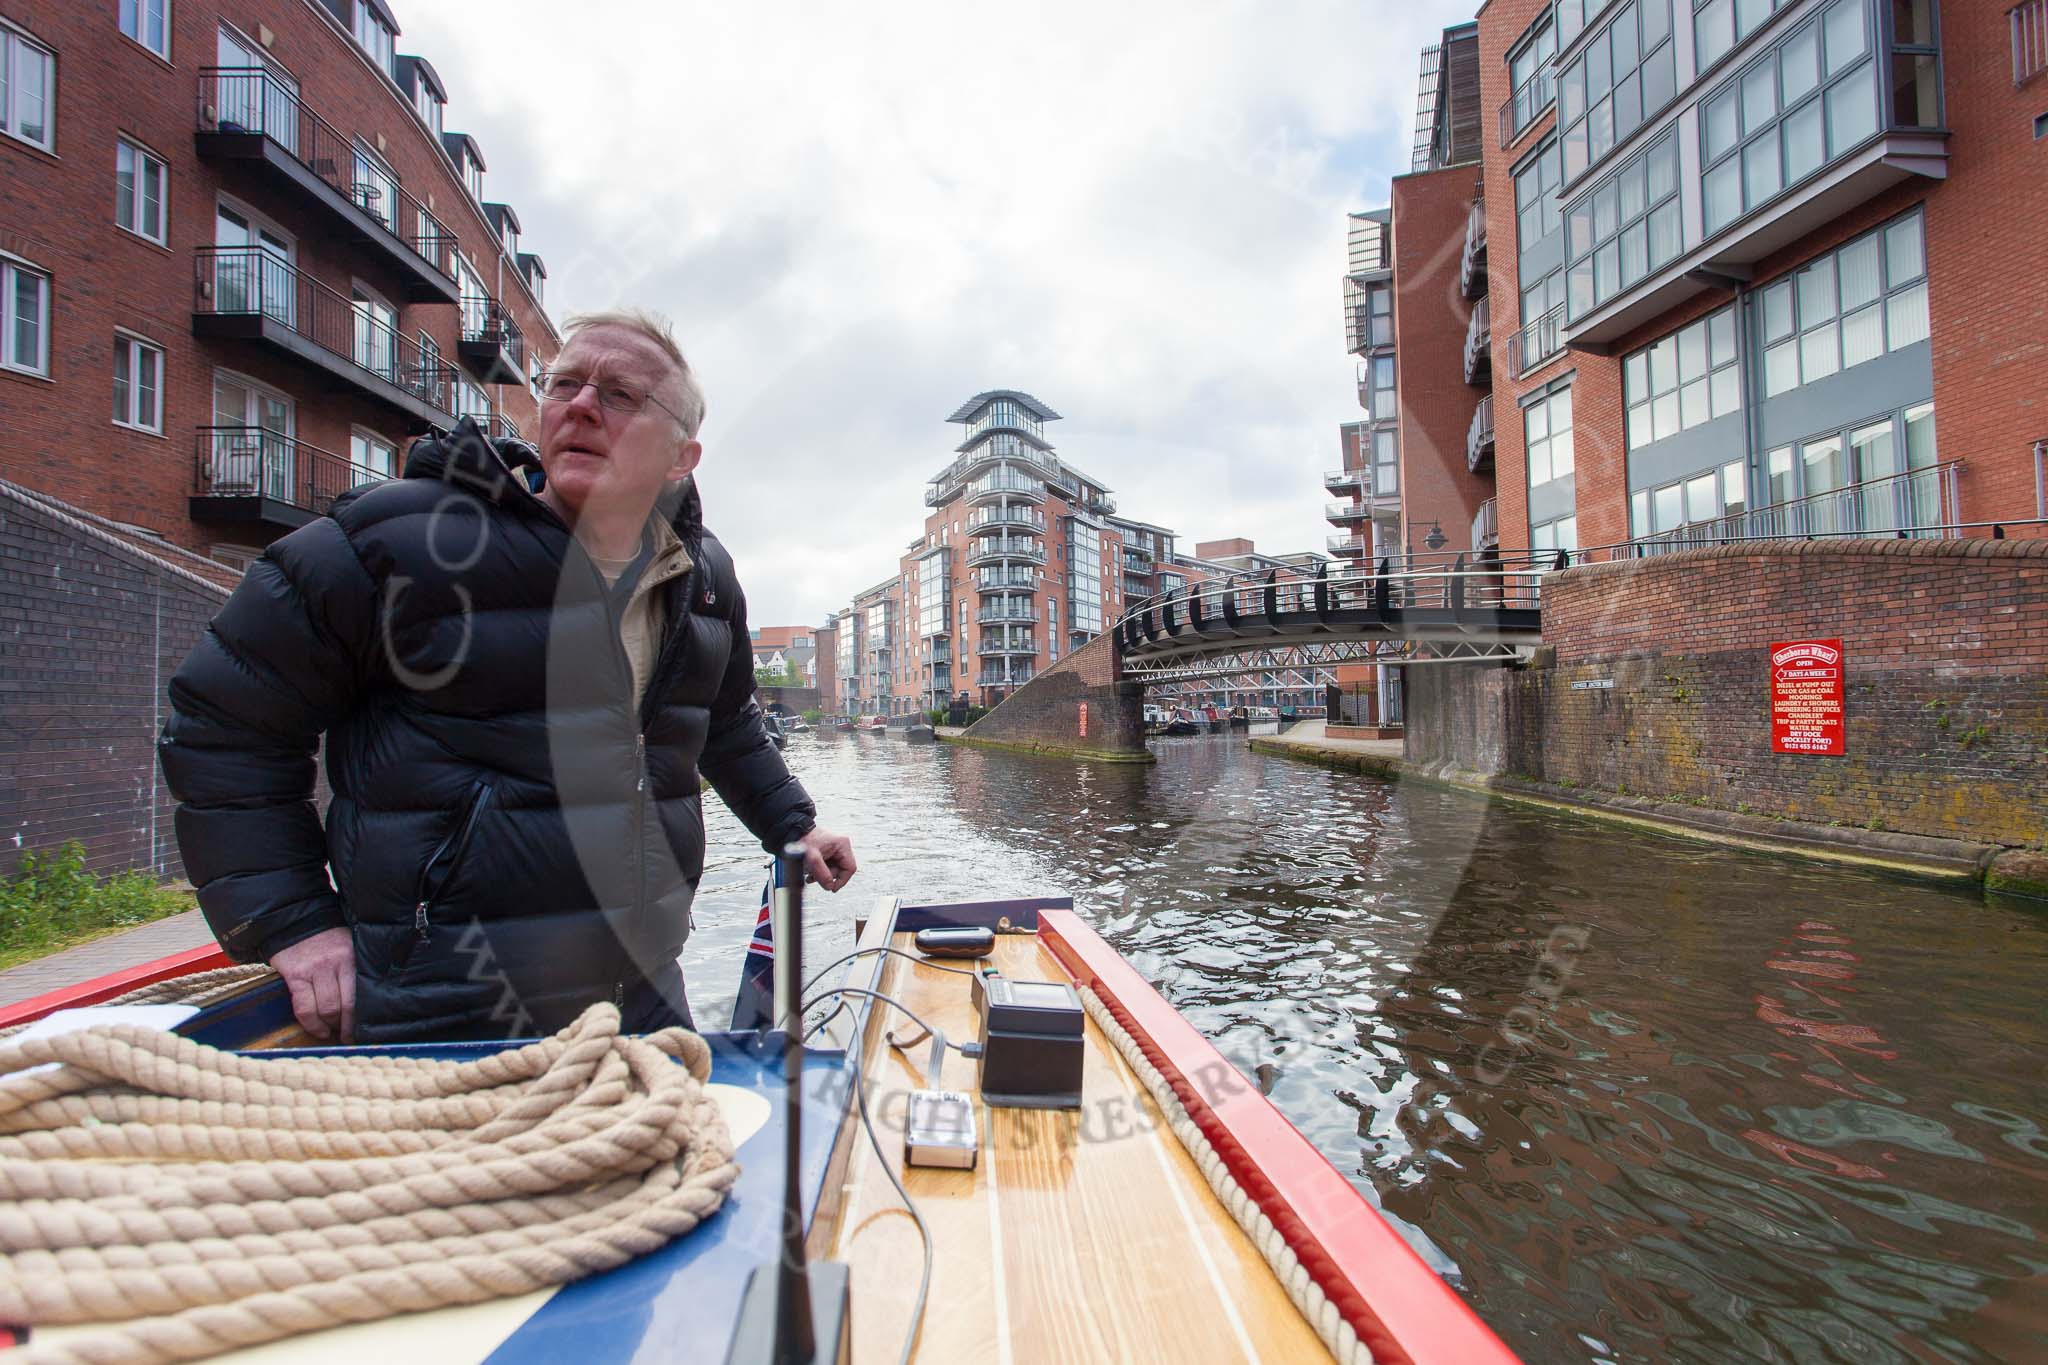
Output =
[{"x1": 950, "y1": 631, "x2": 1153, "y2": 763}]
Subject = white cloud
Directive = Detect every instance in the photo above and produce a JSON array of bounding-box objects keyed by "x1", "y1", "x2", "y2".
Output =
[{"x1": 400, "y1": 0, "x2": 1473, "y2": 624}]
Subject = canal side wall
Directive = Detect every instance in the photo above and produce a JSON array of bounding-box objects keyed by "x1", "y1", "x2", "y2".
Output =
[
  {"x1": 949, "y1": 631, "x2": 1151, "y2": 762},
  {"x1": 1403, "y1": 539, "x2": 2048, "y2": 874}
]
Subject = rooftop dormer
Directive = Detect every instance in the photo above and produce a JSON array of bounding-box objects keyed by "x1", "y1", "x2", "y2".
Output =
[
  {"x1": 397, "y1": 54, "x2": 445, "y2": 136},
  {"x1": 441, "y1": 131, "x2": 485, "y2": 201}
]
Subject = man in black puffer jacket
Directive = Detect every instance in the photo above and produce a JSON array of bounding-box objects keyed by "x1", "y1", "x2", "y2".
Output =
[{"x1": 159, "y1": 311, "x2": 855, "y2": 1044}]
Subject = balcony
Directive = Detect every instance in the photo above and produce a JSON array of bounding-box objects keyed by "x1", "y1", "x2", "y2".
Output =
[
  {"x1": 1472, "y1": 496, "x2": 1499, "y2": 551},
  {"x1": 459, "y1": 296, "x2": 525, "y2": 385},
  {"x1": 977, "y1": 603, "x2": 1038, "y2": 624},
  {"x1": 487, "y1": 413, "x2": 522, "y2": 442},
  {"x1": 1498, "y1": 62, "x2": 1555, "y2": 148},
  {"x1": 929, "y1": 441, "x2": 1061, "y2": 501},
  {"x1": 193, "y1": 248, "x2": 456, "y2": 430},
  {"x1": 965, "y1": 538, "x2": 1046, "y2": 567},
  {"x1": 1324, "y1": 468, "x2": 1364, "y2": 494},
  {"x1": 978, "y1": 669, "x2": 1033, "y2": 688},
  {"x1": 978, "y1": 635, "x2": 1037, "y2": 656},
  {"x1": 1507, "y1": 303, "x2": 1566, "y2": 377},
  {"x1": 975, "y1": 569, "x2": 1039, "y2": 592},
  {"x1": 1463, "y1": 298, "x2": 1491, "y2": 385},
  {"x1": 1636, "y1": 462, "x2": 1963, "y2": 551},
  {"x1": 1326, "y1": 534, "x2": 1369, "y2": 558},
  {"x1": 968, "y1": 506, "x2": 1044, "y2": 534},
  {"x1": 1467, "y1": 397, "x2": 1495, "y2": 474},
  {"x1": 2016, "y1": 0, "x2": 2048, "y2": 85},
  {"x1": 1459, "y1": 199, "x2": 1487, "y2": 300},
  {"x1": 190, "y1": 426, "x2": 387, "y2": 529},
  {"x1": 965, "y1": 472, "x2": 1046, "y2": 506},
  {"x1": 1326, "y1": 500, "x2": 1368, "y2": 526},
  {"x1": 195, "y1": 69, "x2": 458, "y2": 304},
  {"x1": 1122, "y1": 551, "x2": 1154, "y2": 574}
]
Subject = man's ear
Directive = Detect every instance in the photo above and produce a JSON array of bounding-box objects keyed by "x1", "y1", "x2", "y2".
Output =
[{"x1": 668, "y1": 437, "x2": 703, "y2": 484}]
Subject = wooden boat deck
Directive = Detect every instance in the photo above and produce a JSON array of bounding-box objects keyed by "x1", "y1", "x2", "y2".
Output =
[{"x1": 815, "y1": 929, "x2": 1332, "y2": 1364}]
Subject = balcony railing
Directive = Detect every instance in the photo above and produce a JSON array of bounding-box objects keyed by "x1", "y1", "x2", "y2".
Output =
[
  {"x1": 968, "y1": 506, "x2": 1045, "y2": 533},
  {"x1": 1122, "y1": 552, "x2": 1154, "y2": 574},
  {"x1": 1463, "y1": 298, "x2": 1491, "y2": 385},
  {"x1": 965, "y1": 538, "x2": 1046, "y2": 567},
  {"x1": 1327, "y1": 534, "x2": 1369, "y2": 556},
  {"x1": 975, "y1": 569, "x2": 1039, "y2": 590},
  {"x1": 196, "y1": 68, "x2": 457, "y2": 297},
  {"x1": 1467, "y1": 397, "x2": 1495, "y2": 473},
  {"x1": 2016, "y1": 0, "x2": 2048, "y2": 85},
  {"x1": 488, "y1": 413, "x2": 522, "y2": 442},
  {"x1": 1472, "y1": 496, "x2": 1499, "y2": 550},
  {"x1": 1324, "y1": 468, "x2": 1364, "y2": 493},
  {"x1": 1326, "y1": 500, "x2": 1368, "y2": 525},
  {"x1": 1459, "y1": 198, "x2": 1487, "y2": 300},
  {"x1": 1507, "y1": 303, "x2": 1565, "y2": 376},
  {"x1": 1637, "y1": 463, "x2": 1965, "y2": 551},
  {"x1": 978, "y1": 635, "x2": 1036, "y2": 656},
  {"x1": 977, "y1": 669, "x2": 1034, "y2": 688},
  {"x1": 1497, "y1": 62, "x2": 1555, "y2": 147},
  {"x1": 977, "y1": 604, "x2": 1038, "y2": 624},
  {"x1": 193, "y1": 247, "x2": 456, "y2": 424},
  {"x1": 192, "y1": 426, "x2": 386, "y2": 519},
  {"x1": 459, "y1": 296, "x2": 526, "y2": 384},
  {"x1": 966, "y1": 473, "x2": 1045, "y2": 503}
]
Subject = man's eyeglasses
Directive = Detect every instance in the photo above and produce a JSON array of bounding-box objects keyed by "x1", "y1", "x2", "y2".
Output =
[{"x1": 534, "y1": 369, "x2": 687, "y2": 426}]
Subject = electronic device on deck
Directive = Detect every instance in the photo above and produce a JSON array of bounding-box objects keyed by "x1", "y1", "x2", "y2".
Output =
[
  {"x1": 903, "y1": 1028, "x2": 979, "y2": 1170},
  {"x1": 912, "y1": 926, "x2": 995, "y2": 959},
  {"x1": 972, "y1": 966, "x2": 1085, "y2": 1109}
]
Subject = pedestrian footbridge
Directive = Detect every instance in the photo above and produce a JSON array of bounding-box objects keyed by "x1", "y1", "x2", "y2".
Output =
[{"x1": 1112, "y1": 552, "x2": 1552, "y2": 685}]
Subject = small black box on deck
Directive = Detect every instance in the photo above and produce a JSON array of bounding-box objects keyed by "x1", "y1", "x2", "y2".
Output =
[{"x1": 975, "y1": 974, "x2": 1084, "y2": 1109}]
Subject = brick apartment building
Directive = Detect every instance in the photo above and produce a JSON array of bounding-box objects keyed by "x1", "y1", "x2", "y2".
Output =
[
  {"x1": 1342, "y1": 0, "x2": 2047, "y2": 578},
  {"x1": 0, "y1": 0, "x2": 559, "y2": 567},
  {"x1": 821, "y1": 391, "x2": 1337, "y2": 719}
]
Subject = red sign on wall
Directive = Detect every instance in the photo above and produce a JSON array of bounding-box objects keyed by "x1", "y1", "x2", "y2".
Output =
[
  {"x1": 1078, "y1": 702, "x2": 1089, "y2": 738},
  {"x1": 1770, "y1": 639, "x2": 1846, "y2": 756}
]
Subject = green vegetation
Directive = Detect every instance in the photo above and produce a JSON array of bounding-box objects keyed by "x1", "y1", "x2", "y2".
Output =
[
  {"x1": 1, "y1": 842, "x2": 194, "y2": 970},
  {"x1": 800, "y1": 708, "x2": 824, "y2": 724},
  {"x1": 927, "y1": 706, "x2": 991, "y2": 727},
  {"x1": 753, "y1": 660, "x2": 804, "y2": 688}
]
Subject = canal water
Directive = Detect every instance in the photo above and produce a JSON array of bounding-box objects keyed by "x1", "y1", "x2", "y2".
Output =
[{"x1": 682, "y1": 730, "x2": 2048, "y2": 1364}]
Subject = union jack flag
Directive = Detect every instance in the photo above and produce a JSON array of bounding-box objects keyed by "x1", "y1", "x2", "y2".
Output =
[{"x1": 729, "y1": 857, "x2": 785, "y2": 1032}]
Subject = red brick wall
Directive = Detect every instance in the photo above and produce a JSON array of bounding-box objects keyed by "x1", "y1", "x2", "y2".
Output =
[
  {"x1": 0, "y1": 1, "x2": 558, "y2": 558},
  {"x1": 1406, "y1": 539, "x2": 2048, "y2": 843},
  {"x1": 810, "y1": 624, "x2": 837, "y2": 708},
  {"x1": 1390, "y1": 162, "x2": 1490, "y2": 555},
  {"x1": 958, "y1": 628, "x2": 1146, "y2": 758}
]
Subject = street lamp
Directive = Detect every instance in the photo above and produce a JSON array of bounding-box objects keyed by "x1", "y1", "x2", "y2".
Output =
[{"x1": 1404, "y1": 518, "x2": 1447, "y2": 562}]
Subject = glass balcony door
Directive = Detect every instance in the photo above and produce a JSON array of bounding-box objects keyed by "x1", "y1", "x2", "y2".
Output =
[
  {"x1": 212, "y1": 373, "x2": 295, "y2": 502},
  {"x1": 216, "y1": 25, "x2": 298, "y2": 155},
  {"x1": 214, "y1": 203, "x2": 294, "y2": 326}
]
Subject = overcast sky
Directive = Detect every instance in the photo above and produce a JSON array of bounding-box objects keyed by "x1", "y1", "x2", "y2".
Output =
[{"x1": 403, "y1": 1, "x2": 1475, "y2": 627}]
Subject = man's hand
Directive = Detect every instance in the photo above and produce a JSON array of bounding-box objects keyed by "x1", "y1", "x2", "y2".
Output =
[
  {"x1": 796, "y1": 828, "x2": 857, "y2": 892},
  {"x1": 269, "y1": 927, "x2": 356, "y2": 1042}
]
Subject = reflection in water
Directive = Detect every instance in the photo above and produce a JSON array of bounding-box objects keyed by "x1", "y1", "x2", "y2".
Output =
[{"x1": 684, "y1": 731, "x2": 2048, "y2": 1364}]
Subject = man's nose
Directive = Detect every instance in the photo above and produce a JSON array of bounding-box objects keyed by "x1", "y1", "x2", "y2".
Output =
[{"x1": 563, "y1": 383, "x2": 606, "y2": 421}]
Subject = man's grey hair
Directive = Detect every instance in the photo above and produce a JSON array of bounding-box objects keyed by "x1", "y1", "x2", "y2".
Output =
[{"x1": 562, "y1": 307, "x2": 707, "y2": 439}]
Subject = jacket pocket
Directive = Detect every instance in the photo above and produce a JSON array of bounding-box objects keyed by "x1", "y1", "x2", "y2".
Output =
[{"x1": 395, "y1": 781, "x2": 496, "y2": 970}]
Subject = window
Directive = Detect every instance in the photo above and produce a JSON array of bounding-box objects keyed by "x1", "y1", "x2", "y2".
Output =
[
  {"x1": 1524, "y1": 386, "x2": 1576, "y2": 488},
  {"x1": 414, "y1": 83, "x2": 443, "y2": 136},
  {"x1": 352, "y1": 2, "x2": 395, "y2": 76},
  {"x1": 1366, "y1": 355, "x2": 1396, "y2": 420},
  {"x1": 352, "y1": 140, "x2": 399, "y2": 229},
  {"x1": 1505, "y1": 17, "x2": 1557, "y2": 141},
  {"x1": 112, "y1": 334, "x2": 164, "y2": 431},
  {"x1": 1759, "y1": 404, "x2": 1940, "y2": 532},
  {"x1": 1515, "y1": 142, "x2": 1562, "y2": 247},
  {"x1": 1633, "y1": 459, "x2": 1748, "y2": 538},
  {"x1": 1365, "y1": 284, "x2": 1392, "y2": 347},
  {"x1": 3, "y1": 25, "x2": 54, "y2": 150},
  {"x1": 1557, "y1": 0, "x2": 1676, "y2": 182},
  {"x1": 464, "y1": 153, "x2": 484, "y2": 201},
  {"x1": 1693, "y1": 0, "x2": 1796, "y2": 73},
  {"x1": 119, "y1": 0, "x2": 169, "y2": 58},
  {"x1": 115, "y1": 140, "x2": 167, "y2": 243},
  {"x1": 1371, "y1": 428, "x2": 1399, "y2": 497},
  {"x1": 351, "y1": 429, "x2": 397, "y2": 483},
  {"x1": 1531, "y1": 515, "x2": 1579, "y2": 554},
  {"x1": 1564, "y1": 129, "x2": 1680, "y2": 320},
  {"x1": 1889, "y1": 0, "x2": 1941, "y2": 130},
  {"x1": 1625, "y1": 306, "x2": 1740, "y2": 447},
  {"x1": 1700, "y1": 0, "x2": 1876, "y2": 237},
  {"x1": 2, "y1": 259, "x2": 49, "y2": 375},
  {"x1": 1757, "y1": 211, "x2": 1927, "y2": 398},
  {"x1": 454, "y1": 379, "x2": 489, "y2": 422},
  {"x1": 351, "y1": 286, "x2": 397, "y2": 379}
]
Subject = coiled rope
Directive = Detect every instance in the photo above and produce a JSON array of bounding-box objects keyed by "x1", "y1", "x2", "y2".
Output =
[
  {"x1": 1077, "y1": 986, "x2": 1376, "y2": 1365},
  {"x1": 0, "y1": 966, "x2": 278, "y2": 1042},
  {"x1": 0, "y1": 1002, "x2": 738, "y2": 1365}
]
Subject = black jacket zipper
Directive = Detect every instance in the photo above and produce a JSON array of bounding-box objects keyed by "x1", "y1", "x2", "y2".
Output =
[{"x1": 412, "y1": 781, "x2": 495, "y2": 945}]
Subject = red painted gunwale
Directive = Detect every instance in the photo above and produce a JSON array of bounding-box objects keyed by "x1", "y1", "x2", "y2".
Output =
[
  {"x1": 1039, "y1": 907, "x2": 1521, "y2": 1365},
  {"x1": 0, "y1": 944, "x2": 232, "y2": 1031}
]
